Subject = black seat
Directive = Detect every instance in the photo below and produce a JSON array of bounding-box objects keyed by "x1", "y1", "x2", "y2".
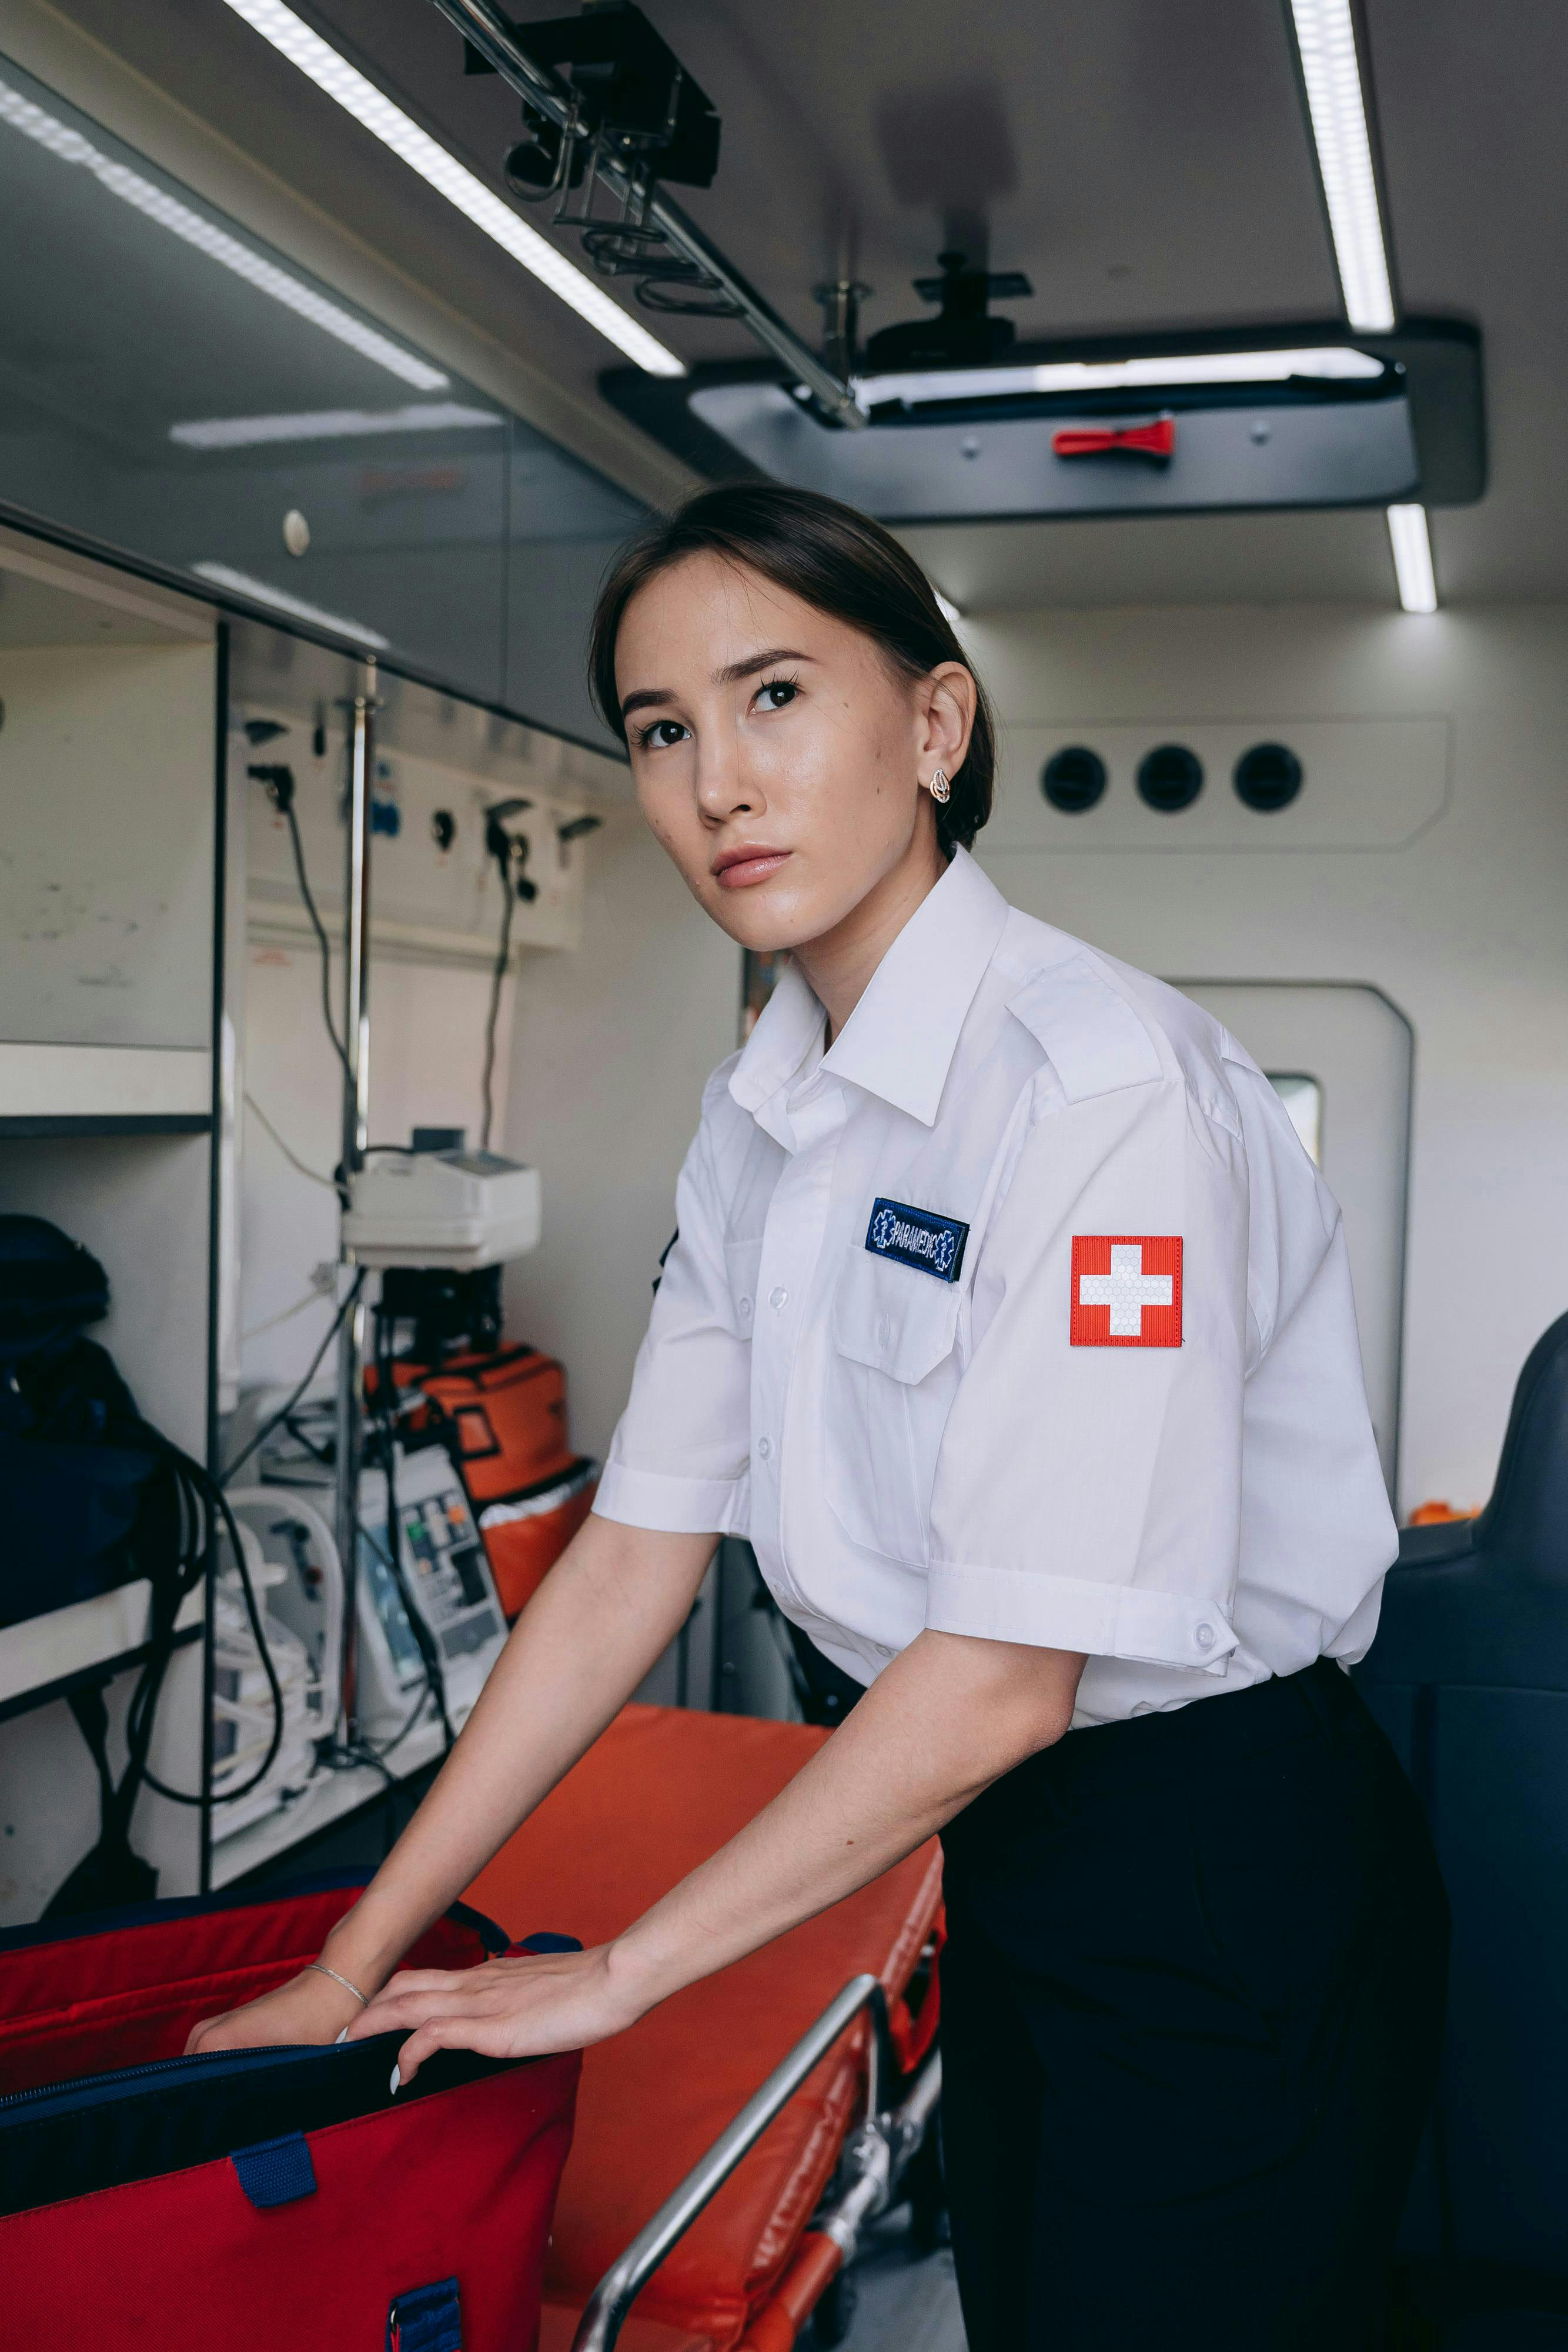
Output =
[{"x1": 1357, "y1": 1312, "x2": 1568, "y2": 2344}]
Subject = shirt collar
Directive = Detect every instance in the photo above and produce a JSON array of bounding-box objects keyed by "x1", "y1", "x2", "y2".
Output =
[
  {"x1": 729, "y1": 847, "x2": 1010, "y2": 1136},
  {"x1": 729, "y1": 956, "x2": 827, "y2": 1139}
]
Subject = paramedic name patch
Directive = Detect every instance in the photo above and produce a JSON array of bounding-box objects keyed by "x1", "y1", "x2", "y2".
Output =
[
  {"x1": 865, "y1": 1198, "x2": 969, "y2": 1284},
  {"x1": 1070, "y1": 1235, "x2": 1183, "y2": 1347}
]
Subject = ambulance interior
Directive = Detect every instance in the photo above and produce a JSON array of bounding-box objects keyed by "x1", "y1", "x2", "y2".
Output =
[{"x1": 0, "y1": 0, "x2": 1561, "y2": 2343}]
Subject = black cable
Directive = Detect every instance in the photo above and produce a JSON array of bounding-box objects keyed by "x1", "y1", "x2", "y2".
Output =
[
  {"x1": 248, "y1": 765, "x2": 352, "y2": 1085},
  {"x1": 373, "y1": 1310, "x2": 455, "y2": 1752},
  {"x1": 283, "y1": 799, "x2": 354, "y2": 1085},
  {"x1": 126, "y1": 1437, "x2": 288, "y2": 1809},
  {"x1": 221, "y1": 1274, "x2": 362, "y2": 1487},
  {"x1": 480, "y1": 853, "x2": 516, "y2": 1154}
]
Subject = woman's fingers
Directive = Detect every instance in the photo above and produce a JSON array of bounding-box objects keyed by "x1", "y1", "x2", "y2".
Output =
[
  {"x1": 366, "y1": 1966, "x2": 468, "y2": 2003},
  {"x1": 347, "y1": 1986, "x2": 479, "y2": 2040},
  {"x1": 346, "y1": 1967, "x2": 469, "y2": 2040},
  {"x1": 350, "y1": 1946, "x2": 640, "y2": 2082},
  {"x1": 394, "y1": 2011, "x2": 519, "y2": 2087}
]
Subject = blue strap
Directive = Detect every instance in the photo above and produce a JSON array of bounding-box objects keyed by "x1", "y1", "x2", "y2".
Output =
[
  {"x1": 510, "y1": 1930, "x2": 581, "y2": 1955},
  {"x1": 387, "y1": 2277, "x2": 462, "y2": 2352},
  {"x1": 230, "y1": 2131, "x2": 317, "y2": 2209}
]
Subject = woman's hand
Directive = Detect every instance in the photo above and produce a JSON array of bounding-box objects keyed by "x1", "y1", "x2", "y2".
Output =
[
  {"x1": 346, "y1": 1943, "x2": 647, "y2": 2087},
  {"x1": 185, "y1": 1967, "x2": 366, "y2": 2055}
]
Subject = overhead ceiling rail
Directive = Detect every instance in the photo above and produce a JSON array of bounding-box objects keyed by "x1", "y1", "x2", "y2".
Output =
[{"x1": 425, "y1": 0, "x2": 865, "y2": 429}]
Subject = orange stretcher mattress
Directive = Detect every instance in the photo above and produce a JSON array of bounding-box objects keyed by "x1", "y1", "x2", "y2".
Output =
[{"x1": 465, "y1": 1703, "x2": 943, "y2": 2352}]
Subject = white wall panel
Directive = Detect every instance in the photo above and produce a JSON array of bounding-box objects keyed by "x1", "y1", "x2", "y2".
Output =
[
  {"x1": 0, "y1": 642, "x2": 215, "y2": 1048},
  {"x1": 500, "y1": 803, "x2": 741, "y2": 1464},
  {"x1": 965, "y1": 603, "x2": 1568, "y2": 1518}
]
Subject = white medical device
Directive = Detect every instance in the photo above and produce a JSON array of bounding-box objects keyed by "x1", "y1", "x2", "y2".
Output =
[
  {"x1": 354, "y1": 1442, "x2": 507, "y2": 1741},
  {"x1": 342, "y1": 1149, "x2": 542, "y2": 1270},
  {"x1": 209, "y1": 1505, "x2": 330, "y2": 1840}
]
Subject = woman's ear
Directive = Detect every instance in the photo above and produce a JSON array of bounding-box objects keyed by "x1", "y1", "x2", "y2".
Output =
[{"x1": 919, "y1": 663, "x2": 978, "y2": 779}]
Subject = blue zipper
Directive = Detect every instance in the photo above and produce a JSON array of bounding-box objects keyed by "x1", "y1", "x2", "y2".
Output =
[{"x1": 0, "y1": 2039, "x2": 364, "y2": 2120}]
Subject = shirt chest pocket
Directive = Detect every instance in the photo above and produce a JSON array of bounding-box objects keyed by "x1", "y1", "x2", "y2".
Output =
[{"x1": 825, "y1": 1245, "x2": 962, "y2": 1566}]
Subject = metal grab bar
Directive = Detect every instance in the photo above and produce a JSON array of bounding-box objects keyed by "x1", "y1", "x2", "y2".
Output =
[
  {"x1": 569, "y1": 1972, "x2": 932, "y2": 2352},
  {"x1": 424, "y1": 0, "x2": 867, "y2": 430}
]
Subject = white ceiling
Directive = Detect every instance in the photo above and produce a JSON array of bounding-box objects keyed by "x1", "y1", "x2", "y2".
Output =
[{"x1": 24, "y1": 0, "x2": 1568, "y2": 611}]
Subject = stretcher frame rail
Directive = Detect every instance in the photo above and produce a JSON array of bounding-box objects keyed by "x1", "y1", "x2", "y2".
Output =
[{"x1": 569, "y1": 1972, "x2": 942, "y2": 2352}]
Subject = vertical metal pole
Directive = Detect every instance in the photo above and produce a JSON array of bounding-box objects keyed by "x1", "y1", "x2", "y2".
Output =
[
  {"x1": 335, "y1": 660, "x2": 376, "y2": 1743},
  {"x1": 200, "y1": 620, "x2": 231, "y2": 1892}
]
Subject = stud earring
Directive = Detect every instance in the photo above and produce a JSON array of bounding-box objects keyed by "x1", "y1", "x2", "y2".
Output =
[{"x1": 929, "y1": 768, "x2": 951, "y2": 803}]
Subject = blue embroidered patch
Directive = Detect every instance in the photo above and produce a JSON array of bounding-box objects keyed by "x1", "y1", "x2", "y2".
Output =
[{"x1": 864, "y1": 1198, "x2": 969, "y2": 1284}]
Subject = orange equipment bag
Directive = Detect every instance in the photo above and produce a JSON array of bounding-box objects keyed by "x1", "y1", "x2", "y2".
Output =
[{"x1": 417, "y1": 1346, "x2": 599, "y2": 1620}]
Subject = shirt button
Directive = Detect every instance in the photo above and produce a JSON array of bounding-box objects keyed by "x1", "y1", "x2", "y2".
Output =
[
  {"x1": 1194, "y1": 1623, "x2": 1216, "y2": 1651},
  {"x1": 757, "y1": 1436, "x2": 773, "y2": 1461},
  {"x1": 1131, "y1": 1702, "x2": 1154, "y2": 1717},
  {"x1": 769, "y1": 1286, "x2": 788, "y2": 1310},
  {"x1": 738, "y1": 1297, "x2": 753, "y2": 1322}
]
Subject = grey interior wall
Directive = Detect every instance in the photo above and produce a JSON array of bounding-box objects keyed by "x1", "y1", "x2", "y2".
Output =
[
  {"x1": 500, "y1": 795, "x2": 741, "y2": 1465},
  {"x1": 964, "y1": 600, "x2": 1568, "y2": 1518}
]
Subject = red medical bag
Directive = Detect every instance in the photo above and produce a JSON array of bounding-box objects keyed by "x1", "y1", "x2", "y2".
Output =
[
  {"x1": 415, "y1": 1347, "x2": 599, "y2": 1618},
  {"x1": 0, "y1": 1874, "x2": 580, "y2": 2350}
]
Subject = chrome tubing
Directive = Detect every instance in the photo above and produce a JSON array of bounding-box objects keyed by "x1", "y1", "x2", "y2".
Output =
[
  {"x1": 817, "y1": 2047, "x2": 942, "y2": 2265},
  {"x1": 424, "y1": 0, "x2": 866, "y2": 430},
  {"x1": 570, "y1": 1973, "x2": 890, "y2": 2352},
  {"x1": 333, "y1": 665, "x2": 376, "y2": 1742}
]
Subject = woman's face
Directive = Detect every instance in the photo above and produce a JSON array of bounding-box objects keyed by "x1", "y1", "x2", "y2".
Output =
[{"x1": 614, "y1": 552, "x2": 974, "y2": 953}]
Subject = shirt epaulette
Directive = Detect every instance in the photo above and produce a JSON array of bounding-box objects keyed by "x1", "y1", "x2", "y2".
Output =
[{"x1": 1005, "y1": 952, "x2": 1165, "y2": 1104}]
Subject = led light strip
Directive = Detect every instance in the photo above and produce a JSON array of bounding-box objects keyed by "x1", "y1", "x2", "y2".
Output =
[
  {"x1": 1288, "y1": 0, "x2": 1395, "y2": 334},
  {"x1": 192, "y1": 561, "x2": 391, "y2": 646},
  {"x1": 1386, "y1": 505, "x2": 1437, "y2": 614},
  {"x1": 218, "y1": 0, "x2": 685, "y2": 378},
  {"x1": 857, "y1": 346, "x2": 1385, "y2": 411},
  {"x1": 0, "y1": 77, "x2": 446, "y2": 390},
  {"x1": 171, "y1": 401, "x2": 502, "y2": 448},
  {"x1": 1286, "y1": 6, "x2": 1439, "y2": 609}
]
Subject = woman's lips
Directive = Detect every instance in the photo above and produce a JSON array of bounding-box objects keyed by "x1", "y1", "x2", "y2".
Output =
[{"x1": 713, "y1": 849, "x2": 791, "y2": 890}]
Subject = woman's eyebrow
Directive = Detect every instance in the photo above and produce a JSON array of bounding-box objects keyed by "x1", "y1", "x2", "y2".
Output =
[
  {"x1": 713, "y1": 647, "x2": 813, "y2": 687},
  {"x1": 620, "y1": 649, "x2": 813, "y2": 722},
  {"x1": 620, "y1": 684, "x2": 674, "y2": 720}
]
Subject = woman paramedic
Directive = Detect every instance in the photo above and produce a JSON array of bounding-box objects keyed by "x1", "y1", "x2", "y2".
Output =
[{"x1": 193, "y1": 483, "x2": 1448, "y2": 2350}]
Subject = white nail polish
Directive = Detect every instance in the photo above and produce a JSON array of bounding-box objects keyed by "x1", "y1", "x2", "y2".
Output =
[
  {"x1": 335, "y1": 2027, "x2": 350, "y2": 2044},
  {"x1": 389, "y1": 2063, "x2": 401, "y2": 2095}
]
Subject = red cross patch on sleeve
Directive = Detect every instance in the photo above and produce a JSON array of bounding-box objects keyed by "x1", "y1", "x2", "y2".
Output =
[{"x1": 1070, "y1": 1235, "x2": 1183, "y2": 1347}]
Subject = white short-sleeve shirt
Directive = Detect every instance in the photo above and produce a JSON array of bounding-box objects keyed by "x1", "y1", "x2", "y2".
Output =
[{"x1": 594, "y1": 848, "x2": 1397, "y2": 1728}]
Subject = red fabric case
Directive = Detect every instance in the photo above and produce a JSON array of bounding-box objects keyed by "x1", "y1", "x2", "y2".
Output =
[{"x1": 0, "y1": 1878, "x2": 580, "y2": 2350}]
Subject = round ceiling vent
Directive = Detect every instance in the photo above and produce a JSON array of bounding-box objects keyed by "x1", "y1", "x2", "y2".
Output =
[
  {"x1": 1233, "y1": 741, "x2": 1303, "y2": 811},
  {"x1": 1136, "y1": 743, "x2": 1203, "y2": 812},
  {"x1": 1041, "y1": 746, "x2": 1107, "y2": 812}
]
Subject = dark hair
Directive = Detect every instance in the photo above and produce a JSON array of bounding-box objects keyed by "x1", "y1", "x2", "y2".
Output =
[{"x1": 588, "y1": 482, "x2": 997, "y2": 856}]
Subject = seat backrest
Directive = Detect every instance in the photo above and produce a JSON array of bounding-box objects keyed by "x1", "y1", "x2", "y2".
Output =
[{"x1": 1356, "y1": 1310, "x2": 1568, "y2": 2280}]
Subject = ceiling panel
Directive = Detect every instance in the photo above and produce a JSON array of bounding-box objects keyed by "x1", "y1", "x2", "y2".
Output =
[
  {"x1": 900, "y1": 505, "x2": 1400, "y2": 613},
  {"x1": 17, "y1": 0, "x2": 1568, "y2": 607}
]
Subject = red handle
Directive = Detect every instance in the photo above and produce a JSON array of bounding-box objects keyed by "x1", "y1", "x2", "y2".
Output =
[{"x1": 1052, "y1": 415, "x2": 1175, "y2": 460}]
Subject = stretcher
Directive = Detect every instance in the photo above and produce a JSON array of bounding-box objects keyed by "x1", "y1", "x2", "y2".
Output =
[
  {"x1": 0, "y1": 1705, "x2": 940, "y2": 2352},
  {"x1": 465, "y1": 1702, "x2": 946, "y2": 2352}
]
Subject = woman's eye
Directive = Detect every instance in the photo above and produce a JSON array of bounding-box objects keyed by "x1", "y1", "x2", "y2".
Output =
[
  {"x1": 639, "y1": 719, "x2": 689, "y2": 750},
  {"x1": 755, "y1": 680, "x2": 798, "y2": 713}
]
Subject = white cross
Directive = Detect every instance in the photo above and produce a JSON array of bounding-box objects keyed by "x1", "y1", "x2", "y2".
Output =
[{"x1": 1078, "y1": 1242, "x2": 1172, "y2": 1336}]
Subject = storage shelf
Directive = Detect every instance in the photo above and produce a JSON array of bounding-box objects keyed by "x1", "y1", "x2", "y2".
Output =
[
  {"x1": 0, "y1": 1579, "x2": 205, "y2": 1725},
  {"x1": 0, "y1": 1042, "x2": 212, "y2": 1127},
  {"x1": 0, "y1": 1112, "x2": 212, "y2": 1138},
  {"x1": 210, "y1": 1710, "x2": 447, "y2": 1887}
]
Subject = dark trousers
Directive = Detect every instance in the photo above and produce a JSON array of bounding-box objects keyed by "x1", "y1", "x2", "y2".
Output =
[{"x1": 939, "y1": 1657, "x2": 1449, "y2": 2351}]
